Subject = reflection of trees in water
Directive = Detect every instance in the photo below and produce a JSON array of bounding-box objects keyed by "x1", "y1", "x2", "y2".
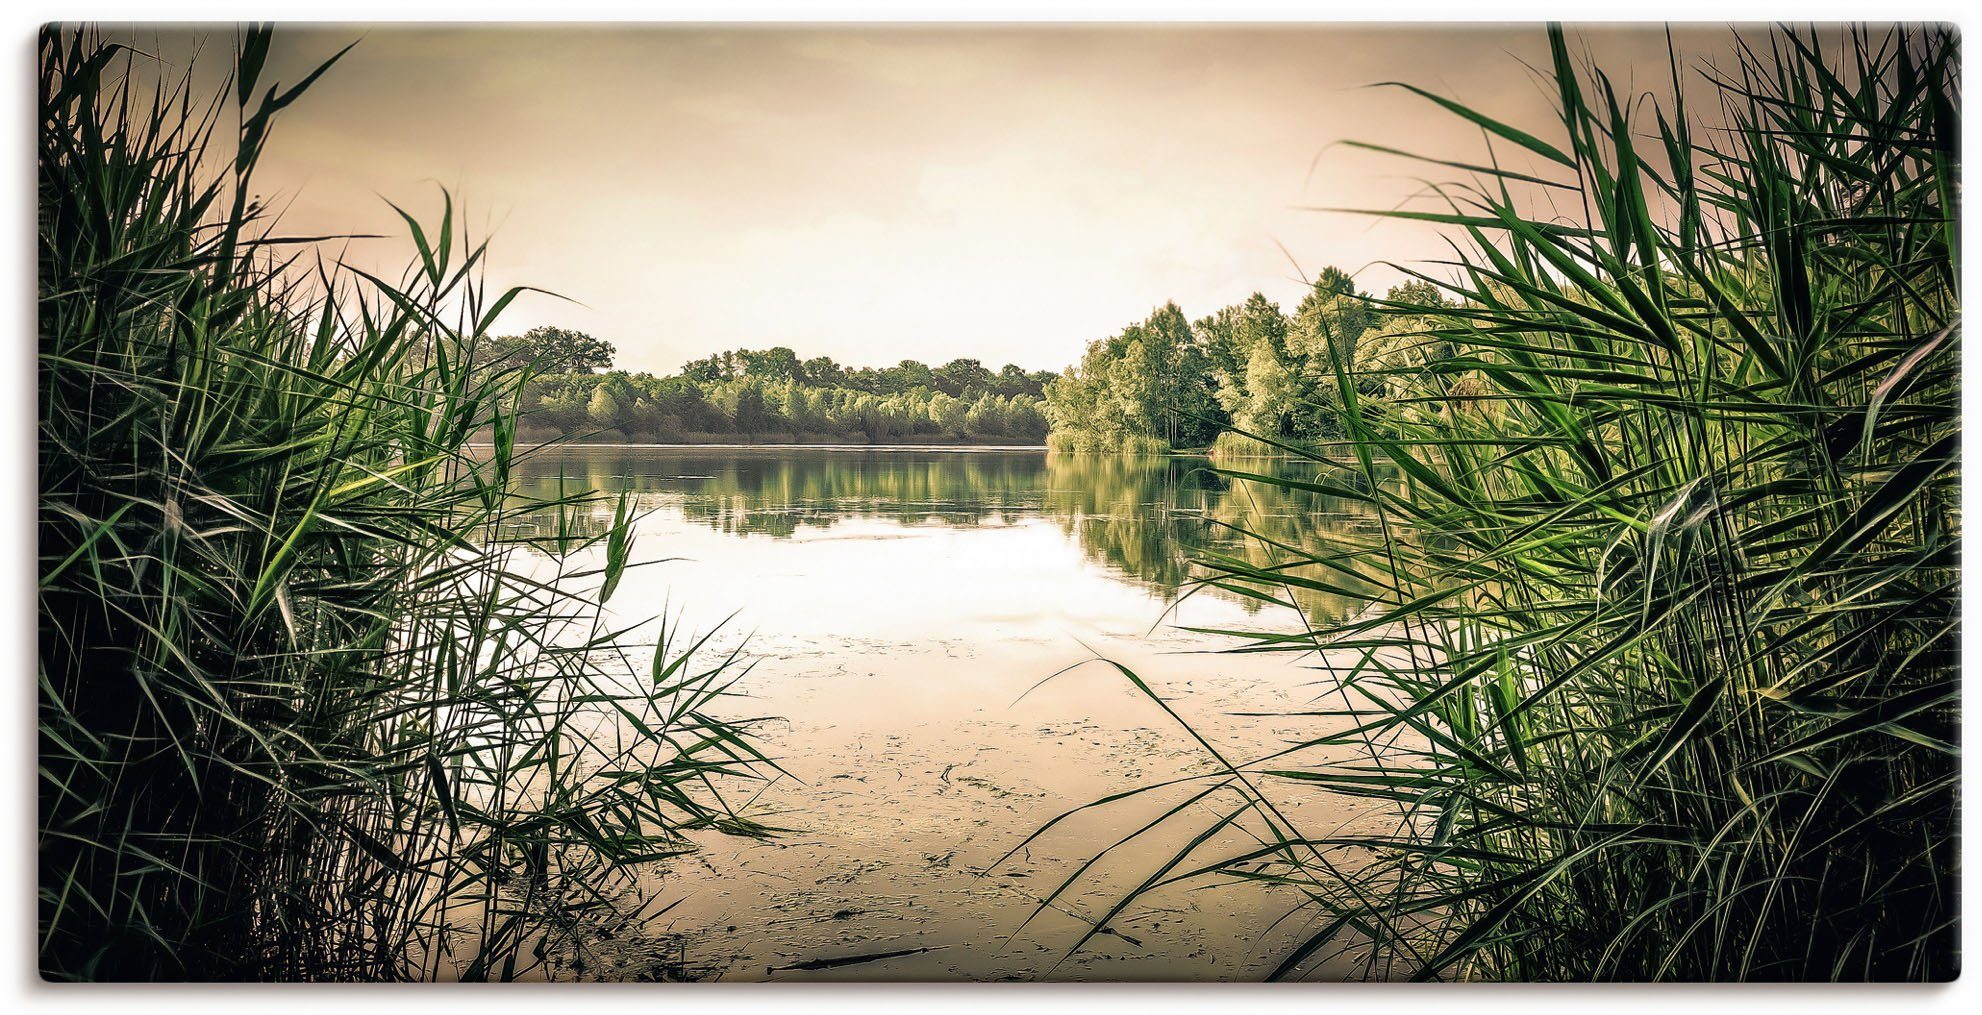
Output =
[
  {"x1": 509, "y1": 450, "x2": 1049, "y2": 540},
  {"x1": 506, "y1": 449, "x2": 1377, "y2": 622},
  {"x1": 675, "y1": 454, "x2": 1045, "y2": 537},
  {"x1": 1043, "y1": 455, "x2": 1379, "y2": 623},
  {"x1": 1042, "y1": 454, "x2": 1218, "y2": 595}
]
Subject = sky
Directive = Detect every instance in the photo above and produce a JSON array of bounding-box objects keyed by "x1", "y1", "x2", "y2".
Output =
[{"x1": 148, "y1": 24, "x2": 1747, "y2": 376}]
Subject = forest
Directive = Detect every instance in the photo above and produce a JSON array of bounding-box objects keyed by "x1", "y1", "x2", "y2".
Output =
[
  {"x1": 502, "y1": 331, "x2": 1055, "y2": 443},
  {"x1": 1041, "y1": 272, "x2": 1449, "y2": 455},
  {"x1": 500, "y1": 268, "x2": 1451, "y2": 453}
]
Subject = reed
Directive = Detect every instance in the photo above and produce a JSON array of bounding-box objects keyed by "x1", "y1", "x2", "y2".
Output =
[
  {"x1": 38, "y1": 27, "x2": 768, "y2": 981},
  {"x1": 1043, "y1": 24, "x2": 1959, "y2": 982},
  {"x1": 1206, "y1": 431, "x2": 1291, "y2": 461},
  {"x1": 1046, "y1": 431, "x2": 1174, "y2": 456}
]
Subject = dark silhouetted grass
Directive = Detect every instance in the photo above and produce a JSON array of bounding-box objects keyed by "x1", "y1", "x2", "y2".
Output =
[
  {"x1": 1041, "y1": 24, "x2": 1958, "y2": 982},
  {"x1": 39, "y1": 26, "x2": 769, "y2": 981}
]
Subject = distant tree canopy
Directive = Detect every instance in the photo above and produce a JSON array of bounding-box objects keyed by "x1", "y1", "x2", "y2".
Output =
[
  {"x1": 679, "y1": 348, "x2": 1054, "y2": 399},
  {"x1": 487, "y1": 325, "x2": 617, "y2": 375},
  {"x1": 1045, "y1": 268, "x2": 1452, "y2": 453},
  {"x1": 516, "y1": 343, "x2": 1055, "y2": 444},
  {"x1": 495, "y1": 272, "x2": 1453, "y2": 450},
  {"x1": 1045, "y1": 301, "x2": 1220, "y2": 453}
]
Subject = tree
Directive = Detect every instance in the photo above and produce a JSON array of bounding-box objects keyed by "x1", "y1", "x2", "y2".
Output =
[
  {"x1": 963, "y1": 394, "x2": 1007, "y2": 440},
  {"x1": 586, "y1": 385, "x2": 622, "y2": 429},
  {"x1": 1043, "y1": 301, "x2": 1227, "y2": 450},
  {"x1": 625, "y1": 396, "x2": 663, "y2": 438},
  {"x1": 992, "y1": 363, "x2": 1050, "y2": 398},
  {"x1": 651, "y1": 375, "x2": 718, "y2": 432},
  {"x1": 1194, "y1": 305, "x2": 1246, "y2": 383},
  {"x1": 681, "y1": 350, "x2": 739, "y2": 383},
  {"x1": 1104, "y1": 328, "x2": 1163, "y2": 439},
  {"x1": 740, "y1": 346, "x2": 801, "y2": 381},
  {"x1": 929, "y1": 392, "x2": 969, "y2": 436},
  {"x1": 784, "y1": 384, "x2": 826, "y2": 431},
  {"x1": 1238, "y1": 340, "x2": 1296, "y2": 436},
  {"x1": 495, "y1": 325, "x2": 616, "y2": 375},
  {"x1": 934, "y1": 358, "x2": 995, "y2": 398},
  {"x1": 1004, "y1": 397, "x2": 1049, "y2": 440},
  {"x1": 729, "y1": 382, "x2": 778, "y2": 433},
  {"x1": 1346, "y1": 280, "x2": 1457, "y2": 401},
  {"x1": 536, "y1": 385, "x2": 589, "y2": 434},
  {"x1": 883, "y1": 359, "x2": 935, "y2": 393},
  {"x1": 801, "y1": 355, "x2": 846, "y2": 387},
  {"x1": 1143, "y1": 301, "x2": 1219, "y2": 446},
  {"x1": 1044, "y1": 367, "x2": 1104, "y2": 445},
  {"x1": 519, "y1": 346, "x2": 1053, "y2": 444},
  {"x1": 1291, "y1": 266, "x2": 1373, "y2": 370}
]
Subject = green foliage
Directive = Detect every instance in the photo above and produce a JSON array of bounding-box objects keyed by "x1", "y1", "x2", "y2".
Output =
[
  {"x1": 531, "y1": 348, "x2": 1051, "y2": 443},
  {"x1": 1044, "y1": 430, "x2": 1171, "y2": 456},
  {"x1": 586, "y1": 383, "x2": 622, "y2": 427},
  {"x1": 1046, "y1": 24, "x2": 1959, "y2": 982},
  {"x1": 38, "y1": 28, "x2": 767, "y2": 981},
  {"x1": 1045, "y1": 279, "x2": 1387, "y2": 453},
  {"x1": 485, "y1": 325, "x2": 616, "y2": 375},
  {"x1": 1205, "y1": 431, "x2": 1284, "y2": 460},
  {"x1": 1291, "y1": 266, "x2": 1374, "y2": 368},
  {"x1": 1045, "y1": 301, "x2": 1217, "y2": 451},
  {"x1": 1237, "y1": 338, "x2": 1297, "y2": 435}
]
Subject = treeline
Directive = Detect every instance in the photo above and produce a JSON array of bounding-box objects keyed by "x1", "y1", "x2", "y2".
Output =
[
  {"x1": 1043, "y1": 269, "x2": 1449, "y2": 454},
  {"x1": 497, "y1": 332, "x2": 1056, "y2": 443}
]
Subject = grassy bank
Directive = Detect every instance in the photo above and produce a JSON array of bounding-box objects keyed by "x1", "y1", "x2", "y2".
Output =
[
  {"x1": 38, "y1": 28, "x2": 767, "y2": 981},
  {"x1": 1046, "y1": 431, "x2": 1174, "y2": 456},
  {"x1": 518, "y1": 427, "x2": 1045, "y2": 447},
  {"x1": 1051, "y1": 24, "x2": 1959, "y2": 982},
  {"x1": 1205, "y1": 431, "x2": 1297, "y2": 461}
]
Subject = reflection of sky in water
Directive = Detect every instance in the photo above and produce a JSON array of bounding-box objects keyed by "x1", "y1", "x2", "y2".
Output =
[
  {"x1": 503, "y1": 448, "x2": 1383, "y2": 982},
  {"x1": 509, "y1": 446, "x2": 1377, "y2": 624}
]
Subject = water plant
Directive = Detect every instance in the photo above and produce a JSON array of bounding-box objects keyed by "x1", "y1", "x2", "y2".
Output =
[
  {"x1": 38, "y1": 26, "x2": 768, "y2": 981},
  {"x1": 1040, "y1": 23, "x2": 1960, "y2": 982}
]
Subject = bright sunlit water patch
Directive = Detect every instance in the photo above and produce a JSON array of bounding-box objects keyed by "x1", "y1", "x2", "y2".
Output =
[{"x1": 507, "y1": 446, "x2": 1381, "y2": 981}]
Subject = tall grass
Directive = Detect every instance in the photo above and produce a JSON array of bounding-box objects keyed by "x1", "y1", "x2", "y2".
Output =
[
  {"x1": 1207, "y1": 431, "x2": 1293, "y2": 461},
  {"x1": 1047, "y1": 431, "x2": 1174, "y2": 456},
  {"x1": 1044, "y1": 24, "x2": 1959, "y2": 981},
  {"x1": 38, "y1": 27, "x2": 768, "y2": 981}
]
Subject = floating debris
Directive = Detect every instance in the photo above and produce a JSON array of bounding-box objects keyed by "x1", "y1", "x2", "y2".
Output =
[{"x1": 765, "y1": 945, "x2": 943, "y2": 974}]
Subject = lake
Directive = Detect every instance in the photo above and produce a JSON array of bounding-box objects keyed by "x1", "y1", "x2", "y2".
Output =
[{"x1": 507, "y1": 445, "x2": 1382, "y2": 981}]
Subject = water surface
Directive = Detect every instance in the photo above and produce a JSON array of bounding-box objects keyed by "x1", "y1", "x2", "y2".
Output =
[{"x1": 510, "y1": 446, "x2": 1379, "y2": 981}]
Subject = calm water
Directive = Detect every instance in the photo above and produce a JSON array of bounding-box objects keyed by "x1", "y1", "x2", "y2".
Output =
[{"x1": 508, "y1": 446, "x2": 1380, "y2": 981}]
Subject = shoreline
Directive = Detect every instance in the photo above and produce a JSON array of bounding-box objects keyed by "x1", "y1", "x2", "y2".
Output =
[
  {"x1": 478, "y1": 441, "x2": 1224, "y2": 457},
  {"x1": 486, "y1": 441, "x2": 1053, "y2": 453}
]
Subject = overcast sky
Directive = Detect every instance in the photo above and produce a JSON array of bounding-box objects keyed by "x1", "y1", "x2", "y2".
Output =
[{"x1": 150, "y1": 24, "x2": 1745, "y2": 375}]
